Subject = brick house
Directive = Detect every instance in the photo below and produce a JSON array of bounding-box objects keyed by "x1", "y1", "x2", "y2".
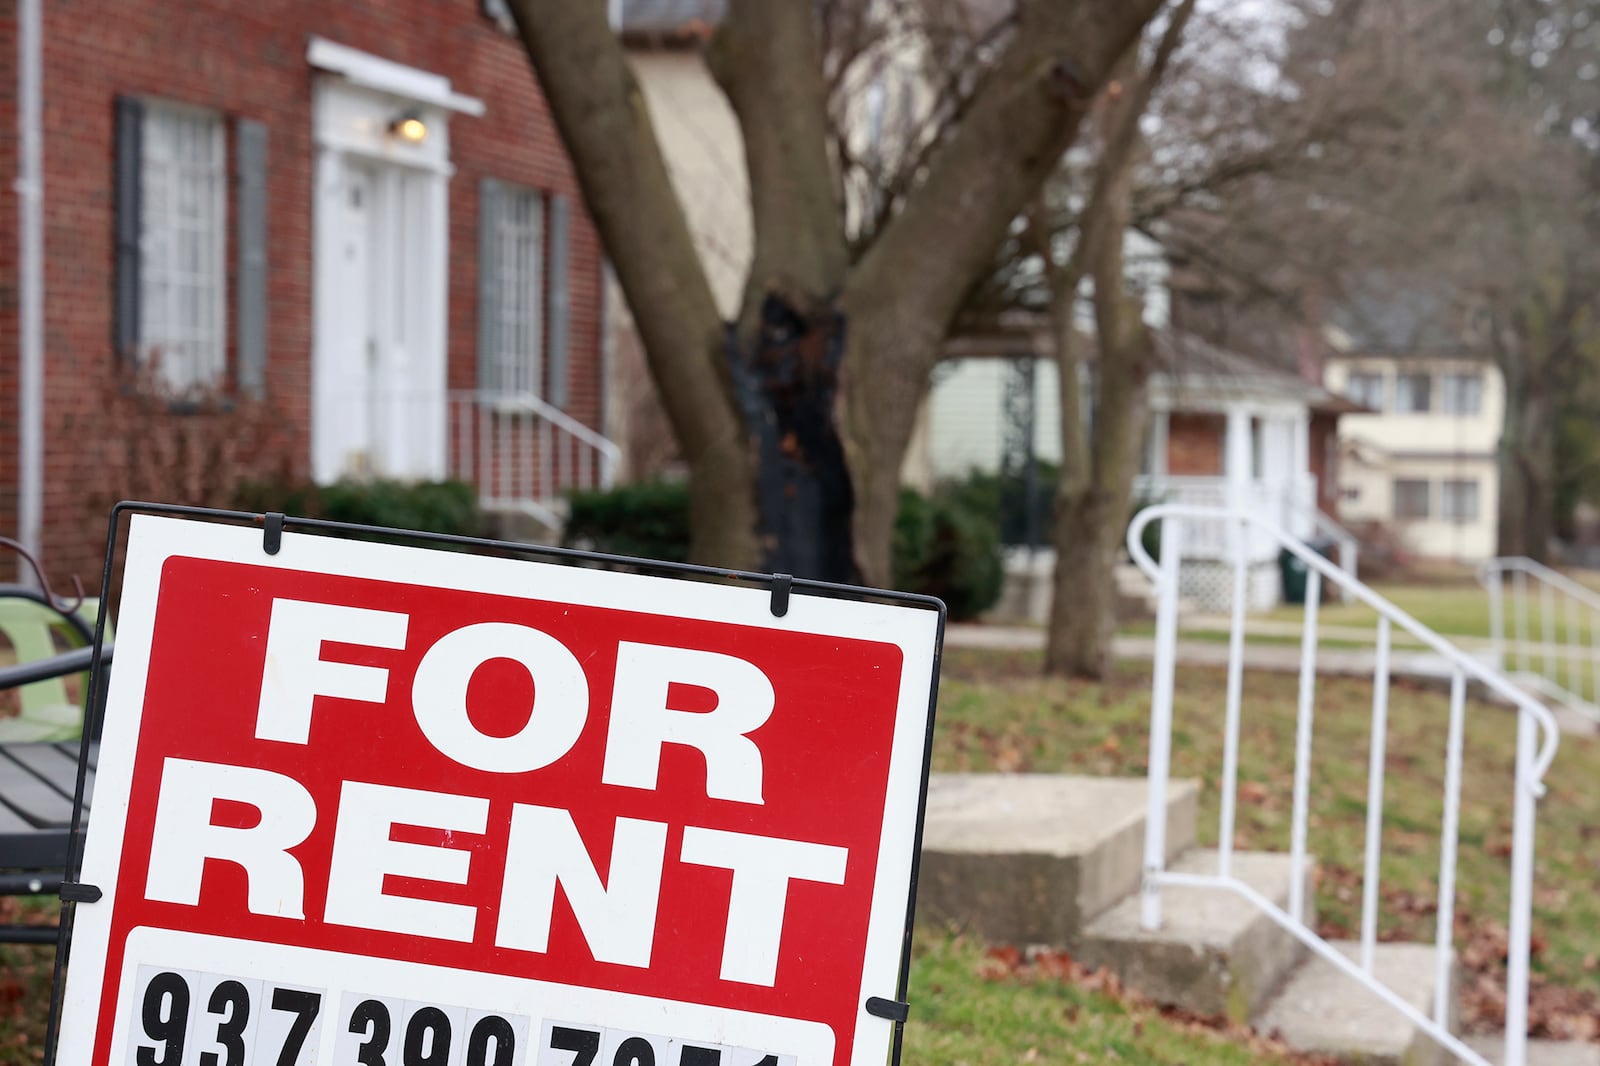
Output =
[{"x1": 0, "y1": 0, "x2": 615, "y2": 586}]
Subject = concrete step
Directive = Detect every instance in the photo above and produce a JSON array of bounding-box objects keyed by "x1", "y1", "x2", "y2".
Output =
[
  {"x1": 1074, "y1": 849, "x2": 1313, "y2": 1022},
  {"x1": 1255, "y1": 941, "x2": 1456, "y2": 1066},
  {"x1": 916, "y1": 773, "x2": 1198, "y2": 946}
]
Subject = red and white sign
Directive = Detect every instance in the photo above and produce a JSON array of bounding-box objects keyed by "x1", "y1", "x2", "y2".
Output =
[{"x1": 57, "y1": 516, "x2": 940, "y2": 1066}]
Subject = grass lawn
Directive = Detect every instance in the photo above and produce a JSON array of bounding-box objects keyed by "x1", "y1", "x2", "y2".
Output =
[
  {"x1": 904, "y1": 933, "x2": 1332, "y2": 1064},
  {"x1": 934, "y1": 647, "x2": 1600, "y2": 1035},
  {"x1": 1262, "y1": 582, "x2": 1502, "y2": 639}
]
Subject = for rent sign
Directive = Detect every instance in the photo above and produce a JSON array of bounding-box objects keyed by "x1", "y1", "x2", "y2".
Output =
[{"x1": 56, "y1": 516, "x2": 940, "y2": 1066}]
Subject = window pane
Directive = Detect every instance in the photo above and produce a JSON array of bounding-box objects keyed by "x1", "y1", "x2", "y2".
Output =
[
  {"x1": 1346, "y1": 371, "x2": 1384, "y2": 410},
  {"x1": 1395, "y1": 373, "x2": 1431, "y2": 413},
  {"x1": 1441, "y1": 373, "x2": 1482, "y2": 415},
  {"x1": 1441, "y1": 479, "x2": 1479, "y2": 520},
  {"x1": 140, "y1": 102, "x2": 225, "y2": 393},
  {"x1": 481, "y1": 183, "x2": 544, "y2": 397},
  {"x1": 1393, "y1": 479, "x2": 1430, "y2": 519}
]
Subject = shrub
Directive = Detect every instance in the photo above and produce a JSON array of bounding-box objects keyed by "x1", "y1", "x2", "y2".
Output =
[
  {"x1": 562, "y1": 480, "x2": 1003, "y2": 618},
  {"x1": 233, "y1": 479, "x2": 483, "y2": 542},
  {"x1": 942, "y1": 463, "x2": 1058, "y2": 548},
  {"x1": 563, "y1": 480, "x2": 693, "y2": 562},
  {"x1": 893, "y1": 488, "x2": 1004, "y2": 621}
]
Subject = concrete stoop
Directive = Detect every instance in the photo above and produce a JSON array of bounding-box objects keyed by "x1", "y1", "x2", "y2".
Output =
[
  {"x1": 916, "y1": 773, "x2": 1495, "y2": 1065},
  {"x1": 1255, "y1": 941, "x2": 1454, "y2": 1066},
  {"x1": 916, "y1": 773, "x2": 1198, "y2": 945},
  {"x1": 1074, "y1": 849, "x2": 1314, "y2": 1022}
]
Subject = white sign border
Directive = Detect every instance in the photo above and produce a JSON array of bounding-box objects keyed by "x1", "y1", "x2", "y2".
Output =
[{"x1": 56, "y1": 513, "x2": 941, "y2": 1066}]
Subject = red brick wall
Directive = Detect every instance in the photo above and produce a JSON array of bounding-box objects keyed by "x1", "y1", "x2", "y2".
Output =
[
  {"x1": 1311, "y1": 410, "x2": 1340, "y2": 516},
  {"x1": 1166, "y1": 413, "x2": 1225, "y2": 476},
  {"x1": 0, "y1": 0, "x2": 603, "y2": 587}
]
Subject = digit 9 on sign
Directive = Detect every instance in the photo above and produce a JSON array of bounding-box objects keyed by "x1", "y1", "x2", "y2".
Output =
[
  {"x1": 334, "y1": 993, "x2": 529, "y2": 1066},
  {"x1": 129, "y1": 967, "x2": 323, "y2": 1066}
]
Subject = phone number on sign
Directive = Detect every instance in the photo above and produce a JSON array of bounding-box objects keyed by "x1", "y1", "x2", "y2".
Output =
[{"x1": 127, "y1": 967, "x2": 796, "y2": 1066}]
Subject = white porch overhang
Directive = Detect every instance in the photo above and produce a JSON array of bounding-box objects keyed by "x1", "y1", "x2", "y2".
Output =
[{"x1": 308, "y1": 37, "x2": 486, "y2": 116}]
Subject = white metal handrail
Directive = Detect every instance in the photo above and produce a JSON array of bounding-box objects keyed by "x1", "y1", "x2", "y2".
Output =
[
  {"x1": 1306, "y1": 507, "x2": 1359, "y2": 580},
  {"x1": 1479, "y1": 556, "x2": 1600, "y2": 723},
  {"x1": 1127, "y1": 504, "x2": 1560, "y2": 1066},
  {"x1": 449, "y1": 390, "x2": 621, "y2": 526}
]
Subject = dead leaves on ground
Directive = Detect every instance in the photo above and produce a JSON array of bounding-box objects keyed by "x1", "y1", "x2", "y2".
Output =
[
  {"x1": 1315, "y1": 863, "x2": 1596, "y2": 1040},
  {"x1": 976, "y1": 944, "x2": 1341, "y2": 1065}
]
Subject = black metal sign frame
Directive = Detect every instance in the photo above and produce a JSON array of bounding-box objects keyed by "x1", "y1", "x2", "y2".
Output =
[{"x1": 43, "y1": 500, "x2": 945, "y2": 1066}]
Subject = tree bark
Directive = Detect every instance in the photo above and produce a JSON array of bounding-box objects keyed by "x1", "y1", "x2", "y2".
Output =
[
  {"x1": 512, "y1": 0, "x2": 1166, "y2": 586},
  {"x1": 1495, "y1": 307, "x2": 1558, "y2": 562},
  {"x1": 841, "y1": 0, "x2": 1166, "y2": 586},
  {"x1": 1045, "y1": 268, "x2": 1154, "y2": 679},
  {"x1": 1043, "y1": 4, "x2": 1194, "y2": 679},
  {"x1": 506, "y1": 0, "x2": 757, "y2": 569}
]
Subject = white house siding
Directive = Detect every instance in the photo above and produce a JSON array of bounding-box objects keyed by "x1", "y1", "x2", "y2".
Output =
[
  {"x1": 1325, "y1": 356, "x2": 1503, "y2": 560},
  {"x1": 923, "y1": 359, "x2": 1062, "y2": 482}
]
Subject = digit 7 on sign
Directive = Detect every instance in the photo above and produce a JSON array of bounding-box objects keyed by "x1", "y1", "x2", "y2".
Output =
[{"x1": 131, "y1": 967, "x2": 322, "y2": 1066}]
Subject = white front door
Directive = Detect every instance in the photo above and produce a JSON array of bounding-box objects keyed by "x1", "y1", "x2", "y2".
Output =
[{"x1": 311, "y1": 79, "x2": 450, "y2": 485}]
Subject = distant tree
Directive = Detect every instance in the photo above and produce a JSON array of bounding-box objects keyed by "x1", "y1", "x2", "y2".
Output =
[
  {"x1": 959, "y1": 0, "x2": 1389, "y2": 677},
  {"x1": 504, "y1": 0, "x2": 1166, "y2": 584},
  {"x1": 1177, "y1": 0, "x2": 1600, "y2": 560}
]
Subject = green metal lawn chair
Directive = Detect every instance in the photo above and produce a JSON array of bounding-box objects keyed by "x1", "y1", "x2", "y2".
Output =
[{"x1": 0, "y1": 590, "x2": 108, "y2": 742}]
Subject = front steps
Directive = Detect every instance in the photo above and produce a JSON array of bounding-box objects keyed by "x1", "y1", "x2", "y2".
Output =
[
  {"x1": 1075, "y1": 849, "x2": 1314, "y2": 1022},
  {"x1": 1255, "y1": 941, "x2": 1455, "y2": 1066},
  {"x1": 918, "y1": 774, "x2": 1474, "y2": 1064},
  {"x1": 917, "y1": 773, "x2": 1197, "y2": 945}
]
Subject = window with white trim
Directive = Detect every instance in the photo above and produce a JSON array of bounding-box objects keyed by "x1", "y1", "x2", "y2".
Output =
[
  {"x1": 139, "y1": 103, "x2": 227, "y2": 392},
  {"x1": 1441, "y1": 478, "x2": 1479, "y2": 521},
  {"x1": 1344, "y1": 370, "x2": 1385, "y2": 410},
  {"x1": 1440, "y1": 372, "x2": 1483, "y2": 415},
  {"x1": 1394, "y1": 372, "x2": 1431, "y2": 413},
  {"x1": 478, "y1": 181, "x2": 545, "y2": 396},
  {"x1": 1393, "y1": 478, "x2": 1431, "y2": 519}
]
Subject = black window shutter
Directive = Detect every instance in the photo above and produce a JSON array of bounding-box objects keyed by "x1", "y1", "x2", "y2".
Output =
[
  {"x1": 113, "y1": 96, "x2": 144, "y2": 358},
  {"x1": 478, "y1": 178, "x2": 503, "y2": 393},
  {"x1": 235, "y1": 118, "x2": 268, "y2": 397},
  {"x1": 547, "y1": 194, "x2": 570, "y2": 409}
]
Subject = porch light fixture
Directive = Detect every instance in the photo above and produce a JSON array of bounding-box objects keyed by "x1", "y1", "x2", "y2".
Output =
[{"x1": 389, "y1": 110, "x2": 428, "y2": 144}]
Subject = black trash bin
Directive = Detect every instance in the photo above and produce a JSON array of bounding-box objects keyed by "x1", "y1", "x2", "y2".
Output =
[{"x1": 1279, "y1": 538, "x2": 1337, "y2": 605}]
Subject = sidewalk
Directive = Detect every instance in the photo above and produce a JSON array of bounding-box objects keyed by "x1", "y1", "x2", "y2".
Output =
[
  {"x1": 945, "y1": 623, "x2": 1598, "y2": 735},
  {"x1": 945, "y1": 623, "x2": 1478, "y2": 680}
]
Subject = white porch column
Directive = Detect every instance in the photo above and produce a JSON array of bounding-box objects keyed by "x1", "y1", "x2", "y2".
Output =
[
  {"x1": 1146, "y1": 410, "x2": 1169, "y2": 478},
  {"x1": 1291, "y1": 412, "x2": 1313, "y2": 537},
  {"x1": 1224, "y1": 406, "x2": 1253, "y2": 517}
]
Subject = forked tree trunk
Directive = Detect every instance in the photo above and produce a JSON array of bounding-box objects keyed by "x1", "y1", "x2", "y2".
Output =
[
  {"x1": 509, "y1": 0, "x2": 1165, "y2": 584},
  {"x1": 1041, "y1": 12, "x2": 1189, "y2": 679}
]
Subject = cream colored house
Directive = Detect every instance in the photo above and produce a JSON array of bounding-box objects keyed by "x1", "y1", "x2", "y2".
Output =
[{"x1": 1323, "y1": 353, "x2": 1503, "y2": 560}]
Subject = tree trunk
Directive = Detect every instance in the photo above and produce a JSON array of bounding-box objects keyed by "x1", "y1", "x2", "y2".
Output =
[
  {"x1": 1494, "y1": 296, "x2": 1563, "y2": 563},
  {"x1": 1498, "y1": 374, "x2": 1557, "y2": 561},
  {"x1": 1041, "y1": 17, "x2": 1189, "y2": 679},
  {"x1": 507, "y1": 0, "x2": 759, "y2": 569},
  {"x1": 511, "y1": 0, "x2": 1166, "y2": 584},
  {"x1": 1046, "y1": 297, "x2": 1152, "y2": 678}
]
